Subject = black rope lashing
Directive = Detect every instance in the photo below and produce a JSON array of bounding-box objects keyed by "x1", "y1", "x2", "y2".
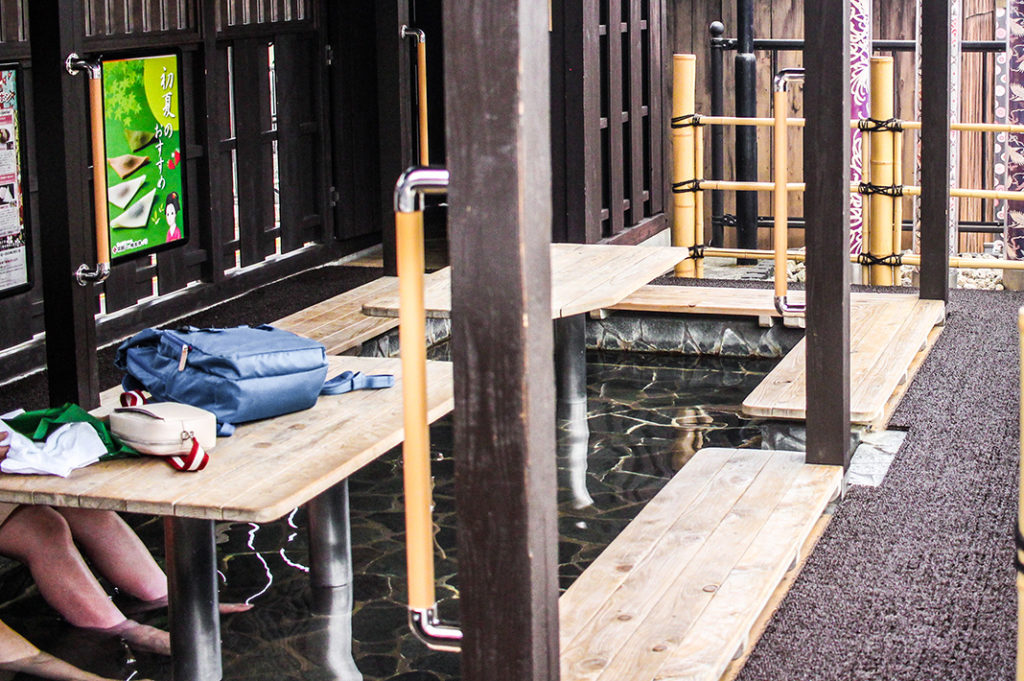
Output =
[
  {"x1": 1014, "y1": 524, "x2": 1024, "y2": 574},
  {"x1": 857, "y1": 252, "x2": 903, "y2": 267},
  {"x1": 858, "y1": 182, "x2": 904, "y2": 198},
  {"x1": 687, "y1": 244, "x2": 705, "y2": 261},
  {"x1": 857, "y1": 117, "x2": 904, "y2": 132},
  {"x1": 672, "y1": 179, "x2": 702, "y2": 194},
  {"x1": 671, "y1": 113, "x2": 704, "y2": 128},
  {"x1": 721, "y1": 213, "x2": 738, "y2": 227}
]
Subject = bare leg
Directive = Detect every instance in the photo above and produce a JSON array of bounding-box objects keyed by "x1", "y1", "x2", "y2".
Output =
[
  {"x1": 55, "y1": 509, "x2": 251, "y2": 614},
  {"x1": 54, "y1": 509, "x2": 165, "y2": 601},
  {"x1": 0, "y1": 507, "x2": 170, "y2": 655}
]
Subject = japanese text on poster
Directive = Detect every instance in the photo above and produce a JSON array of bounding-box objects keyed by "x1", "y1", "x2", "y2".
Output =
[{"x1": 103, "y1": 54, "x2": 185, "y2": 260}]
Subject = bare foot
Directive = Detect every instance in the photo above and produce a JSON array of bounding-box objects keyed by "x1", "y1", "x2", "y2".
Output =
[
  {"x1": 124, "y1": 596, "x2": 252, "y2": 615},
  {"x1": 218, "y1": 602, "x2": 253, "y2": 614},
  {"x1": 103, "y1": 620, "x2": 170, "y2": 656}
]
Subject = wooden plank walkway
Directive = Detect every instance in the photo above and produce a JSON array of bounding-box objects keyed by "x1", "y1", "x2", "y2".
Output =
[
  {"x1": 743, "y1": 295, "x2": 945, "y2": 424},
  {"x1": 560, "y1": 448, "x2": 842, "y2": 681},
  {"x1": 271, "y1": 273, "x2": 444, "y2": 355},
  {"x1": 361, "y1": 244, "x2": 689, "y2": 319}
]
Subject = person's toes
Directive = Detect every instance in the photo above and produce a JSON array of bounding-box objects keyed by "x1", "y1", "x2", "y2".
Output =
[{"x1": 219, "y1": 602, "x2": 253, "y2": 614}]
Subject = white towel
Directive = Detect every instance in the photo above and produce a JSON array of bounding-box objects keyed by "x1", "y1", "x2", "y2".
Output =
[{"x1": 0, "y1": 420, "x2": 107, "y2": 477}]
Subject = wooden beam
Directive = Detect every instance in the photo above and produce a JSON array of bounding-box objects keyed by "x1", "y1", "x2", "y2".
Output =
[
  {"x1": 803, "y1": 0, "x2": 851, "y2": 468},
  {"x1": 376, "y1": 0, "x2": 413, "y2": 277},
  {"x1": 920, "y1": 0, "x2": 952, "y2": 301},
  {"x1": 443, "y1": 1, "x2": 559, "y2": 680},
  {"x1": 30, "y1": 0, "x2": 100, "y2": 408}
]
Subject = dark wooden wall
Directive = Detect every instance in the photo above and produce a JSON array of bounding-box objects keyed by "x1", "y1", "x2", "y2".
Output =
[
  {"x1": 0, "y1": 0, "x2": 388, "y2": 382},
  {"x1": 553, "y1": 0, "x2": 670, "y2": 244}
]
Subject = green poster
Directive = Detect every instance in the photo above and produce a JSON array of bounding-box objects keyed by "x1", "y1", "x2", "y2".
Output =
[{"x1": 102, "y1": 54, "x2": 185, "y2": 260}]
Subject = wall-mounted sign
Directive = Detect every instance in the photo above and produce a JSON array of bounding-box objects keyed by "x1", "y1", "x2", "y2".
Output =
[
  {"x1": 0, "y1": 66, "x2": 29, "y2": 298},
  {"x1": 102, "y1": 53, "x2": 186, "y2": 261}
]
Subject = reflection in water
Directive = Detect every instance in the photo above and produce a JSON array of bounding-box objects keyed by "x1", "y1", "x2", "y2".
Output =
[{"x1": 0, "y1": 351, "x2": 775, "y2": 681}]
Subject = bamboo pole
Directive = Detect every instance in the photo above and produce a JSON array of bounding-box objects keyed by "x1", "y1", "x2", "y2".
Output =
[
  {"x1": 862, "y1": 111, "x2": 873, "y2": 284},
  {"x1": 396, "y1": 208, "x2": 435, "y2": 613},
  {"x1": 699, "y1": 115, "x2": 1024, "y2": 135},
  {"x1": 702, "y1": 246, "x2": 1024, "y2": 271},
  {"x1": 696, "y1": 179, "x2": 1024, "y2": 202},
  {"x1": 415, "y1": 39, "x2": 429, "y2": 165},
  {"x1": 672, "y1": 54, "x2": 697, "y2": 277},
  {"x1": 402, "y1": 27, "x2": 431, "y2": 166},
  {"x1": 868, "y1": 57, "x2": 895, "y2": 285},
  {"x1": 87, "y1": 77, "x2": 110, "y2": 269},
  {"x1": 892, "y1": 119, "x2": 904, "y2": 283},
  {"x1": 773, "y1": 87, "x2": 789, "y2": 302},
  {"x1": 695, "y1": 124, "x2": 705, "y2": 278}
]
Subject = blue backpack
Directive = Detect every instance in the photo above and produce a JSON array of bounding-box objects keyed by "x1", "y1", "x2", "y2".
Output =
[{"x1": 115, "y1": 325, "x2": 393, "y2": 434}]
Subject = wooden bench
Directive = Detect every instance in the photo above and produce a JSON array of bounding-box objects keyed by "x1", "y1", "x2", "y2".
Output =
[
  {"x1": 361, "y1": 244, "x2": 689, "y2": 320},
  {"x1": 559, "y1": 447, "x2": 842, "y2": 681},
  {"x1": 742, "y1": 294, "x2": 945, "y2": 426},
  {"x1": 271, "y1": 271, "x2": 448, "y2": 355}
]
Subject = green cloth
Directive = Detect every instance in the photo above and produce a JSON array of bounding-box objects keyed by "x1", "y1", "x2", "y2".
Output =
[{"x1": 5, "y1": 403, "x2": 139, "y2": 460}]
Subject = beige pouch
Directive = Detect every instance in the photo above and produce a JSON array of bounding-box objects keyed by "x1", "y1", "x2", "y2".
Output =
[{"x1": 109, "y1": 403, "x2": 217, "y2": 456}]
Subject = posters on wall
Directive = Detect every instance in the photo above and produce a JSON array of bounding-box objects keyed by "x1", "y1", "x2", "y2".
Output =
[
  {"x1": 0, "y1": 67, "x2": 27, "y2": 297},
  {"x1": 849, "y1": 0, "x2": 871, "y2": 256},
  {"x1": 102, "y1": 53, "x2": 186, "y2": 261}
]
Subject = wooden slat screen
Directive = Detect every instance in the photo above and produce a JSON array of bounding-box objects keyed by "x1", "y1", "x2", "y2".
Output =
[
  {"x1": 86, "y1": 0, "x2": 193, "y2": 37},
  {"x1": 556, "y1": 0, "x2": 666, "y2": 244},
  {"x1": 218, "y1": 0, "x2": 309, "y2": 30},
  {"x1": 599, "y1": 0, "x2": 664, "y2": 239}
]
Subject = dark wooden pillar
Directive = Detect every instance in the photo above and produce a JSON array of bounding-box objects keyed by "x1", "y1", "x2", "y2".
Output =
[
  {"x1": 552, "y1": 0, "x2": 601, "y2": 244},
  {"x1": 920, "y1": 0, "x2": 952, "y2": 301},
  {"x1": 445, "y1": 2, "x2": 559, "y2": 680},
  {"x1": 376, "y1": 0, "x2": 413, "y2": 276},
  {"x1": 29, "y1": 0, "x2": 100, "y2": 407},
  {"x1": 804, "y1": 0, "x2": 851, "y2": 468}
]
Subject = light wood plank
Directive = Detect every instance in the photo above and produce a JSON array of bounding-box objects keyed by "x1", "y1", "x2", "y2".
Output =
[
  {"x1": 560, "y1": 449, "x2": 768, "y2": 651},
  {"x1": 362, "y1": 245, "x2": 688, "y2": 320},
  {"x1": 611, "y1": 285, "x2": 915, "y2": 318},
  {"x1": 743, "y1": 295, "x2": 944, "y2": 423},
  {"x1": 653, "y1": 464, "x2": 842, "y2": 681},
  {"x1": 272, "y1": 276, "x2": 405, "y2": 354},
  {"x1": 561, "y1": 449, "x2": 804, "y2": 681},
  {"x1": 850, "y1": 299, "x2": 946, "y2": 422},
  {"x1": 0, "y1": 357, "x2": 455, "y2": 522}
]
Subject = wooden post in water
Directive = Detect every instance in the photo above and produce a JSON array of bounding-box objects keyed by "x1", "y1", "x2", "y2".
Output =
[
  {"x1": 443, "y1": 1, "x2": 559, "y2": 679},
  {"x1": 672, "y1": 54, "x2": 697, "y2": 277}
]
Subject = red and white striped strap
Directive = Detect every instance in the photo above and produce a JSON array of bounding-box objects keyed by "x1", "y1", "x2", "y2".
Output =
[
  {"x1": 119, "y1": 391, "x2": 148, "y2": 407},
  {"x1": 167, "y1": 437, "x2": 209, "y2": 472}
]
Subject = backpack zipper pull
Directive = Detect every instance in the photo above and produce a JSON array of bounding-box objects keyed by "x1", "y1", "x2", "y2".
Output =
[{"x1": 178, "y1": 344, "x2": 189, "y2": 371}]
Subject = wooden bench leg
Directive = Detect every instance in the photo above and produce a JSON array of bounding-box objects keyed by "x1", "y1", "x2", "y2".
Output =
[
  {"x1": 308, "y1": 479, "x2": 353, "y2": 589},
  {"x1": 165, "y1": 517, "x2": 222, "y2": 681}
]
